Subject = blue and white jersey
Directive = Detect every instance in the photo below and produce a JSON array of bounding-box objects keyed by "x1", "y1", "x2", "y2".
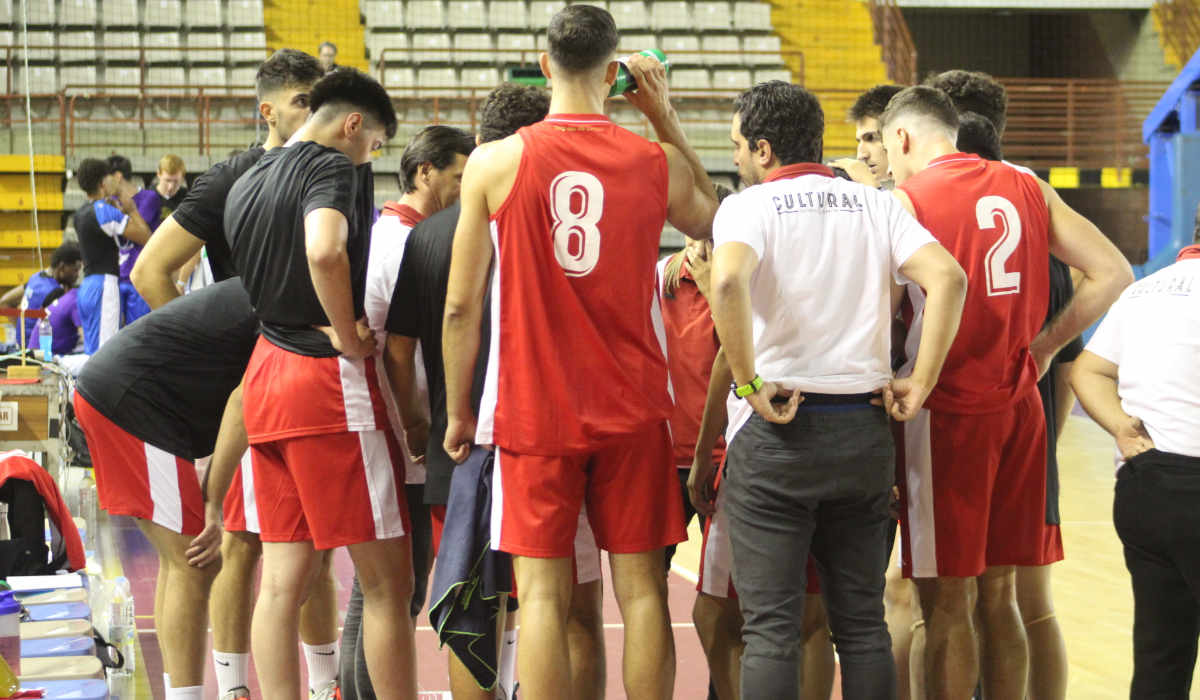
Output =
[{"x1": 74, "y1": 199, "x2": 129, "y2": 277}]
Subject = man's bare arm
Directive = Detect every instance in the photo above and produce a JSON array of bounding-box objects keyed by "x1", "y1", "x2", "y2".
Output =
[
  {"x1": 385, "y1": 334, "x2": 431, "y2": 460},
  {"x1": 131, "y1": 214, "x2": 206, "y2": 308},
  {"x1": 306, "y1": 208, "x2": 375, "y2": 359},
  {"x1": 0, "y1": 284, "x2": 25, "y2": 308},
  {"x1": 187, "y1": 382, "x2": 247, "y2": 567},
  {"x1": 687, "y1": 347, "x2": 732, "y2": 516},
  {"x1": 1069, "y1": 350, "x2": 1154, "y2": 459}
]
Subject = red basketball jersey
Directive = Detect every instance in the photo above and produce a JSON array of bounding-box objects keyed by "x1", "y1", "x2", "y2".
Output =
[
  {"x1": 477, "y1": 114, "x2": 674, "y2": 455},
  {"x1": 900, "y1": 154, "x2": 1050, "y2": 414}
]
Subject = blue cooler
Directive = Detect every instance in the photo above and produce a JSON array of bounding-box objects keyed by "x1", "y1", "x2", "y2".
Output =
[
  {"x1": 23, "y1": 603, "x2": 91, "y2": 622},
  {"x1": 32, "y1": 678, "x2": 109, "y2": 699},
  {"x1": 21, "y1": 635, "x2": 95, "y2": 658}
]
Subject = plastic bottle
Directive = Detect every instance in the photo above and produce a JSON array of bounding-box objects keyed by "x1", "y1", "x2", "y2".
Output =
[
  {"x1": 36, "y1": 315, "x2": 52, "y2": 361},
  {"x1": 109, "y1": 576, "x2": 135, "y2": 675},
  {"x1": 0, "y1": 653, "x2": 17, "y2": 698},
  {"x1": 0, "y1": 590, "x2": 21, "y2": 678},
  {"x1": 78, "y1": 470, "x2": 98, "y2": 551},
  {"x1": 609, "y1": 48, "x2": 671, "y2": 97}
]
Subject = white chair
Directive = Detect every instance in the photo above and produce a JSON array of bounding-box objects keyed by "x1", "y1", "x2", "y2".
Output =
[
  {"x1": 102, "y1": 30, "x2": 141, "y2": 62},
  {"x1": 411, "y1": 32, "x2": 451, "y2": 63},
  {"x1": 527, "y1": 0, "x2": 563, "y2": 31},
  {"x1": 147, "y1": 65, "x2": 186, "y2": 92},
  {"x1": 189, "y1": 65, "x2": 228, "y2": 89},
  {"x1": 366, "y1": 31, "x2": 409, "y2": 64},
  {"x1": 187, "y1": 31, "x2": 227, "y2": 63},
  {"x1": 495, "y1": 32, "x2": 535, "y2": 64},
  {"x1": 446, "y1": 0, "x2": 487, "y2": 30},
  {"x1": 228, "y1": 30, "x2": 267, "y2": 50},
  {"x1": 144, "y1": 0, "x2": 183, "y2": 27},
  {"x1": 24, "y1": 0, "x2": 56, "y2": 25},
  {"x1": 732, "y1": 1, "x2": 771, "y2": 32},
  {"x1": 60, "y1": 0, "x2": 99, "y2": 26},
  {"x1": 692, "y1": 2, "x2": 731, "y2": 31},
  {"x1": 59, "y1": 31, "x2": 97, "y2": 63},
  {"x1": 742, "y1": 34, "x2": 782, "y2": 66},
  {"x1": 487, "y1": 1, "x2": 527, "y2": 31},
  {"x1": 670, "y1": 68, "x2": 710, "y2": 91},
  {"x1": 100, "y1": 0, "x2": 138, "y2": 27},
  {"x1": 103, "y1": 65, "x2": 142, "y2": 93},
  {"x1": 13, "y1": 65, "x2": 56, "y2": 93},
  {"x1": 383, "y1": 65, "x2": 417, "y2": 89},
  {"x1": 753, "y1": 67, "x2": 791, "y2": 85},
  {"x1": 406, "y1": 0, "x2": 446, "y2": 29},
  {"x1": 417, "y1": 66, "x2": 458, "y2": 94},
  {"x1": 452, "y1": 33, "x2": 493, "y2": 64},
  {"x1": 228, "y1": 64, "x2": 258, "y2": 88},
  {"x1": 607, "y1": 0, "x2": 643, "y2": 27},
  {"x1": 700, "y1": 34, "x2": 739, "y2": 66},
  {"x1": 144, "y1": 32, "x2": 182, "y2": 64},
  {"x1": 23, "y1": 31, "x2": 55, "y2": 61},
  {"x1": 712, "y1": 68, "x2": 751, "y2": 91},
  {"x1": 650, "y1": 1, "x2": 690, "y2": 32},
  {"x1": 226, "y1": 0, "x2": 264, "y2": 28},
  {"x1": 618, "y1": 32, "x2": 654, "y2": 55},
  {"x1": 0, "y1": 0, "x2": 12, "y2": 25},
  {"x1": 660, "y1": 35, "x2": 701, "y2": 68},
  {"x1": 185, "y1": 0, "x2": 223, "y2": 28},
  {"x1": 460, "y1": 66, "x2": 500, "y2": 92},
  {"x1": 364, "y1": 0, "x2": 405, "y2": 28},
  {"x1": 59, "y1": 65, "x2": 97, "y2": 91}
]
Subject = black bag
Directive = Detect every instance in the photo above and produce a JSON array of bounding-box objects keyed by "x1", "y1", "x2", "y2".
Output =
[{"x1": 0, "y1": 478, "x2": 67, "y2": 577}]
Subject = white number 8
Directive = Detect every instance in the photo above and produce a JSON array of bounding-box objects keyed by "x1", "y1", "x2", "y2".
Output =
[
  {"x1": 550, "y1": 171, "x2": 604, "y2": 277},
  {"x1": 976, "y1": 195, "x2": 1022, "y2": 296}
]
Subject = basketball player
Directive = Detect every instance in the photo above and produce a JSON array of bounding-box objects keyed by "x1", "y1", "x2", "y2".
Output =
[
  {"x1": 441, "y1": 7, "x2": 719, "y2": 697},
  {"x1": 838, "y1": 84, "x2": 904, "y2": 190},
  {"x1": 225, "y1": 68, "x2": 409, "y2": 700},
  {"x1": 880, "y1": 86, "x2": 1133, "y2": 700},
  {"x1": 127, "y1": 49, "x2": 341, "y2": 700}
]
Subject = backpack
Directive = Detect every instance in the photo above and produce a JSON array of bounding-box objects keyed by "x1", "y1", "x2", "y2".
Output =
[{"x1": 0, "y1": 477, "x2": 68, "y2": 577}]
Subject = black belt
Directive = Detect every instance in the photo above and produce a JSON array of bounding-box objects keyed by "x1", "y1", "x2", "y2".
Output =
[{"x1": 771, "y1": 392, "x2": 876, "y2": 406}]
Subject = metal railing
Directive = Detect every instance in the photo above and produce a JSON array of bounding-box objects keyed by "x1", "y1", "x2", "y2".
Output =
[
  {"x1": 1153, "y1": 0, "x2": 1200, "y2": 69},
  {"x1": 867, "y1": 0, "x2": 917, "y2": 86}
]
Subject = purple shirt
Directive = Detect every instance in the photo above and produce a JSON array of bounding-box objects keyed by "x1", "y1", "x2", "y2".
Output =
[
  {"x1": 125, "y1": 187, "x2": 187, "y2": 280},
  {"x1": 45, "y1": 288, "x2": 81, "y2": 355}
]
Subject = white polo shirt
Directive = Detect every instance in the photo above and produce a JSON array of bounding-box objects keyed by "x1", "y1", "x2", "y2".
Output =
[
  {"x1": 1083, "y1": 255, "x2": 1200, "y2": 461},
  {"x1": 713, "y1": 163, "x2": 937, "y2": 443}
]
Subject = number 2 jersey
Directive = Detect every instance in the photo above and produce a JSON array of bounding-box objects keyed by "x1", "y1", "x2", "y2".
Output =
[
  {"x1": 477, "y1": 114, "x2": 673, "y2": 455},
  {"x1": 899, "y1": 153, "x2": 1050, "y2": 414}
]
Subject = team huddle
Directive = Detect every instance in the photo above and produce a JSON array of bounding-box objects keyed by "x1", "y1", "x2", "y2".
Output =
[{"x1": 63, "y1": 5, "x2": 1142, "y2": 700}]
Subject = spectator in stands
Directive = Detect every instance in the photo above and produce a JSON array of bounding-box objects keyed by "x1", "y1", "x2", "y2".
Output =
[
  {"x1": 74, "y1": 157, "x2": 150, "y2": 353},
  {"x1": 0, "y1": 242, "x2": 81, "y2": 349},
  {"x1": 1070, "y1": 243, "x2": 1200, "y2": 699},
  {"x1": 318, "y1": 41, "x2": 339, "y2": 72},
  {"x1": 106, "y1": 154, "x2": 154, "y2": 323}
]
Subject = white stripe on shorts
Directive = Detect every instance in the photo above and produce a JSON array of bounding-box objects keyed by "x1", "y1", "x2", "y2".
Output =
[
  {"x1": 903, "y1": 407, "x2": 938, "y2": 578},
  {"x1": 99, "y1": 274, "x2": 120, "y2": 348},
  {"x1": 490, "y1": 448, "x2": 504, "y2": 551},
  {"x1": 359, "y1": 430, "x2": 406, "y2": 540},
  {"x1": 339, "y1": 357, "x2": 378, "y2": 432},
  {"x1": 240, "y1": 449, "x2": 259, "y2": 534},
  {"x1": 475, "y1": 222, "x2": 502, "y2": 446},
  {"x1": 145, "y1": 443, "x2": 183, "y2": 533}
]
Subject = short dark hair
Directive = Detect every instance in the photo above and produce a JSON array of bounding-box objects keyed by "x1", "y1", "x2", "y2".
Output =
[
  {"x1": 256, "y1": 48, "x2": 324, "y2": 101},
  {"x1": 879, "y1": 85, "x2": 960, "y2": 135},
  {"x1": 400, "y1": 125, "x2": 475, "y2": 192},
  {"x1": 50, "y1": 241, "x2": 81, "y2": 268},
  {"x1": 106, "y1": 154, "x2": 132, "y2": 181},
  {"x1": 319, "y1": 41, "x2": 337, "y2": 54},
  {"x1": 924, "y1": 69, "x2": 1008, "y2": 136},
  {"x1": 956, "y1": 111, "x2": 1002, "y2": 161},
  {"x1": 547, "y1": 5, "x2": 619, "y2": 73},
  {"x1": 849, "y1": 84, "x2": 904, "y2": 122},
  {"x1": 310, "y1": 67, "x2": 398, "y2": 141},
  {"x1": 77, "y1": 158, "x2": 109, "y2": 195},
  {"x1": 478, "y1": 84, "x2": 549, "y2": 144},
  {"x1": 733, "y1": 81, "x2": 824, "y2": 166}
]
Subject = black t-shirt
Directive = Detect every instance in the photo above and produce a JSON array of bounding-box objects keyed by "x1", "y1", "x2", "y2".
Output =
[
  {"x1": 1038, "y1": 255, "x2": 1085, "y2": 525},
  {"x1": 75, "y1": 278, "x2": 258, "y2": 459},
  {"x1": 385, "y1": 202, "x2": 490, "y2": 505},
  {"x1": 225, "y1": 141, "x2": 375, "y2": 357},
  {"x1": 74, "y1": 199, "x2": 127, "y2": 277},
  {"x1": 172, "y1": 146, "x2": 266, "y2": 282}
]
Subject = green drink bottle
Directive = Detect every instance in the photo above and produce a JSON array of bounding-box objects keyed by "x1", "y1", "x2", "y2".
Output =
[{"x1": 609, "y1": 48, "x2": 671, "y2": 97}]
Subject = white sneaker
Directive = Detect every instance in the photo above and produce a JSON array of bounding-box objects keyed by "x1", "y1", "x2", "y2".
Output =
[
  {"x1": 220, "y1": 687, "x2": 251, "y2": 700},
  {"x1": 310, "y1": 680, "x2": 341, "y2": 700}
]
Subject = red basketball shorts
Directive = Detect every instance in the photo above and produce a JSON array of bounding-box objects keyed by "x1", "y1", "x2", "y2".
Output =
[
  {"x1": 898, "y1": 387, "x2": 1063, "y2": 578},
  {"x1": 74, "y1": 393, "x2": 204, "y2": 536},
  {"x1": 493, "y1": 420, "x2": 685, "y2": 558}
]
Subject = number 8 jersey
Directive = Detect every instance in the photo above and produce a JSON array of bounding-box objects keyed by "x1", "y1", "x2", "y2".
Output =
[
  {"x1": 899, "y1": 153, "x2": 1050, "y2": 414},
  {"x1": 477, "y1": 114, "x2": 674, "y2": 454}
]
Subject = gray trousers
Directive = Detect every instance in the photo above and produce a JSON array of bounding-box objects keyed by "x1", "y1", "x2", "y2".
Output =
[{"x1": 725, "y1": 406, "x2": 896, "y2": 700}]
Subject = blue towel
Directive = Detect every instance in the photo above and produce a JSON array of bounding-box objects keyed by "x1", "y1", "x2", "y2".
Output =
[{"x1": 428, "y1": 447, "x2": 515, "y2": 690}]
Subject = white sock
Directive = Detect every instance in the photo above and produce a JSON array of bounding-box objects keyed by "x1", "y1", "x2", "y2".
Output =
[
  {"x1": 496, "y1": 629, "x2": 517, "y2": 700},
  {"x1": 163, "y1": 672, "x2": 170, "y2": 690},
  {"x1": 165, "y1": 686, "x2": 203, "y2": 700},
  {"x1": 303, "y1": 641, "x2": 340, "y2": 691},
  {"x1": 213, "y1": 650, "x2": 250, "y2": 694}
]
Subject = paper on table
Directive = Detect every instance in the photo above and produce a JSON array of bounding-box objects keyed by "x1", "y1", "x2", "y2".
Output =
[{"x1": 5, "y1": 574, "x2": 84, "y2": 593}]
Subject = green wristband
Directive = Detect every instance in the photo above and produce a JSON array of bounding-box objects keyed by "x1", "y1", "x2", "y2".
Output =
[{"x1": 734, "y1": 375, "x2": 764, "y2": 398}]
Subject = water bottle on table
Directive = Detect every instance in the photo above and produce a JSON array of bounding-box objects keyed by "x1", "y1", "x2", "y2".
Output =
[
  {"x1": 0, "y1": 590, "x2": 21, "y2": 677},
  {"x1": 37, "y1": 315, "x2": 52, "y2": 361}
]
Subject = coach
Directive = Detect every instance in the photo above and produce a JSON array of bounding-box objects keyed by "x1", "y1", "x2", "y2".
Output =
[
  {"x1": 1071, "y1": 242, "x2": 1200, "y2": 698},
  {"x1": 706, "y1": 80, "x2": 967, "y2": 700}
]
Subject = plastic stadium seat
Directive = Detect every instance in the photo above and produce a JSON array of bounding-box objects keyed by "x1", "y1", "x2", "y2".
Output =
[
  {"x1": 446, "y1": 0, "x2": 487, "y2": 29},
  {"x1": 364, "y1": 0, "x2": 404, "y2": 28},
  {"x1": 495, "y1": 32, "x2": 535, "y2": 64},
  {"x1": 23, "y1": 31, "x2": 55, "y2": 61},
  {"x1": 102, "y1": 30, "x2": 140, "y2": 62},
  {"x1": 452, "y1": 33, "x2": 493, "y2": 64},
  {"x1": 13, "y1": 66, "x2": 56, "y2": 93},
  {"x1": 104, "y1": 65, "x2": 141, "y2": 90},
  {"x1": 60, "y1": 65, "x2": 98, "y2": 90},
  {"x1": 144, "y1": 32, "x2": 182, "y2": 64},
  {"x1": 732, "y1": 2, "x2": 771, "y2": 32},
  {"x1": 693, "y1": 1, "x2": 731, "y2": 31},
  {"x1": 100, "y1": 0, "x2": 139, "y2": 26},
  {"x1": 189, "y1": 65, "x2": 228, "y2": 88},
  {"x1": 147, "y1": 66, "x2": 186, "y2": 90},
  {"x1": 0, "y1": 1, "x2": 11, "y2": 25},
  {"x1": 753, "y1": 67, "x2": 791, "y2": 84},
  {"x1": 487, "y1": 1, "x2": 527, "y2": 31},
  {"x1": 670, "y1": 68, "x2": 710, "y2": 91},
  {"x1": 366, "y1": 31, "x2": 409, "y2": 64},
  {"x1": 660, "y1": 35, "x2": 701, "y2": 68},
  {"x1": 61, "y1": 0, "x2": 99, "y2": 26},
  {"x1": 650, "y1": 1, "x2": 690, "y2": 32},
  {"x1": 460, "y1": 66, "x2": 500, "y2": 91},
  {"x1": 187, "y1": 31, "x2": 226, "y2": 62},
  {"x1": 527, "y1": 0, "x2": 564, "y2": 31},
  {"x1": 226, "y1": 0, "x2": 264, "y2": 28},
  {"x1": 700, "y1": 35, "x2": 740, "y2": 66},
  {"x1": 228, "y1": 30, "x2": 267, "y2": 51},
  {"x1": 607, "y1": 1, "x2": 644, "y2": 29},
  {"x1": 712, "y1": 68, "x2": 751, "y2": 91},
  {"x1": 411, "y1": 32, "x2": 451, "y2": 63},
  {"x1": 417, "y1": 66, "x2": 458, "y2": 93},
  {"x1": 144, "y1": 0, "x2": 182, "y2": 27},
  {"x1": 25, "y1": 0, "x2": 55, "y2": 25},
  {"x1": 60, "y1": 31, "x2": 97, "y2": 63},
  {"x1": 383, "y1": 65, "x2": 417, "y2": 89},
  {"x1": 185, "y1": 0, "x2": 222, "y2": 28},
  {"x1": 229, "y1": 65, "x2": 257, "y2": 88},
  {"x1": 618, "y1": 32, "x2": 654, "y2": 54},
  {"x1": 741, "y1": 34, "x2": 782, "y2": 66},
  {"x1": 406, "y1": 0, "x2": 446, "y2": 29}
]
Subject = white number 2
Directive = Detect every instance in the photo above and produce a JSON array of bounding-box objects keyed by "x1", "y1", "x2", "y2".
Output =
[
  {"x1": 550, "y1": 171, "x2": 604, "y2": 277},
  {"x1": 976, "y1": 195, "x2": 1022, "y2": 296}
]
